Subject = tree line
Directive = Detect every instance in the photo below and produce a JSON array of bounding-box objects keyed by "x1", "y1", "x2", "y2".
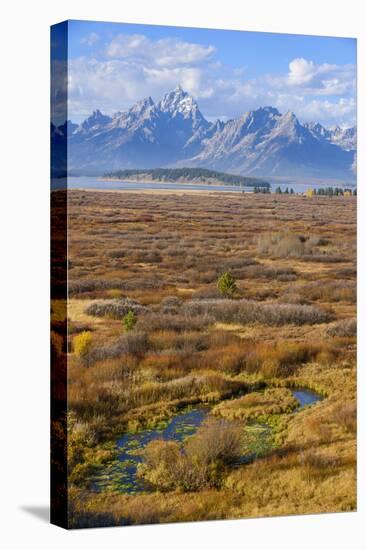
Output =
[{"x1": 104, "y1": 167, "x2": 270, "y2": 188}]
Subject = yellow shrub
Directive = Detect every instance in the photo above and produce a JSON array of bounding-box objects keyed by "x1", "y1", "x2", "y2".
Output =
[{"x1": 73, "y1": 331, "x2": 93, "y2": 360}]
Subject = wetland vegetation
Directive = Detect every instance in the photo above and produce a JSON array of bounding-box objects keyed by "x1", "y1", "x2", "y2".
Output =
[{"x1": 51, "y1": 189, "x2": 356, "y2": 527}]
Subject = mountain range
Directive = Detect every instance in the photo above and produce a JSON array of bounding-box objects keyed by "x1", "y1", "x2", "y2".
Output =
[{"x1": 51, "y1": 85, "x2": 356, "y2": 180}]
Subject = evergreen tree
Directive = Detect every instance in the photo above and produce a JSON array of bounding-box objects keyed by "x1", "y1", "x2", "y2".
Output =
[
  {"x1": 217, "y1": 272, "x2": 237, "y2": 298},
  {"x1": 122, "y1": 310, "x2": 137, "y2": 332}
]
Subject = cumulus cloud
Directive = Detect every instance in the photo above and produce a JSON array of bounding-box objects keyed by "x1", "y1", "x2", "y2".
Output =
[
  {"x1": 67, "y1": 35, "x2": 356, "y2": 127},
  {"x1": 288, "y1": 58, "x2": 316, "y2": 85},
  {"x1": 106, "y1": 33, "x2": 216, "y2": 67},
  {"x1": 80, "y1": 32, "x2": 99, "y2": 47},
  {"x1": 269, "y1": 57, "x2": 356, "y2": 98},
  {"x1": 67, "y1": 57, "x2": 214, "y2": 117}
]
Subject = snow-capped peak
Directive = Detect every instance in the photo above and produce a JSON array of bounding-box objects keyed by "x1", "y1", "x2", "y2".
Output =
[
  {"x1": 75, "y1": 109, "x2": 112, "y2": 134},
  {"x1": 63, "y1": 88, "x2": 356, "y2": 180},
  {"x1": 159, "y1": 86, "x2": 195, "y2": 115},
  {"x1": 304, "y1": 121, "x2": 329, "y2": 139},
  {"x1": 130, "y1": 96, "x2": 155, "y2": 114},
  {"x1": 304, "y1": 122, "x2": 356, "y2": 151},
  {"x1": 158, "y1": 86, "x2": 209, "y2": 131}
]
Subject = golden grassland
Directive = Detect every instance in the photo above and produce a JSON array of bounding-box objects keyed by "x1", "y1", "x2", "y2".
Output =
[{"x1": 52, "y1": 189, "x2": 356, "y2": 528}]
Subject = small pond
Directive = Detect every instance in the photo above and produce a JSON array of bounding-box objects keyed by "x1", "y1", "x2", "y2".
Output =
[
  {"x1": 90, "y1": 388, "x2": 323, "y2": 494},
  {"x1": 292, "y1": 388, "x2": 323, "y2": 408},
  {"x1": 91, "y1": 406, "x2": 209, "y2": 494}
]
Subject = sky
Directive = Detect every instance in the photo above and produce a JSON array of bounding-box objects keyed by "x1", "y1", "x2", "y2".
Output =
[{"x1": 55, "y1": 20, "x2": 356, "y2": 127}]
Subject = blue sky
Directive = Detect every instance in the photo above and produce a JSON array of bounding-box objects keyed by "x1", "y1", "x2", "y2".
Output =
[{"x1": 61, "y1": 20, "x2": 356, "y2": 126}]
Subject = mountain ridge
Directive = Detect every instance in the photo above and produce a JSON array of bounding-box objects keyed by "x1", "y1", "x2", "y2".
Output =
[{"x1": 52, "y1": 86, "x2": 356, "y2": 180}]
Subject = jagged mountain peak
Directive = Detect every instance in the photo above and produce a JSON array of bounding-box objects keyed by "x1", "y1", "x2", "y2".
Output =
[
  {"x1": 63, "y1": 88, "x2": 356, "y2": 179},
  {"x1": 271, "y1": 111, "x2": 305, "y2": 139},
  {"x1": 238, "y1": 106, "x2": 281, "y2": 127},
  {"x1": 211, "y1": 119, "x2": 226, "y2": 131},
  {"x1": 305, "y1": 122, "x2": 356, "y2": 151},
  {"x1": 89, "y1": 109, "x2": 111, "y2": 123},
  {"x1": 130, "y1": 96, "x2": 155, "y2": 113},
  {"x1": 159, "y1": 85, "x2": 188, "y2": 108},
  {"x1": 75, "y1": 109, "x2": 112, "y2": 134},
  {"x1": 305, "y1": 121, "x2": 327, "y2": 134},
  {"x1": 159, "y1": 86, "x2": 199, "y2": 116},
  {"x1": 260, "y1": 106, "x2": 281, "y2": 116}
]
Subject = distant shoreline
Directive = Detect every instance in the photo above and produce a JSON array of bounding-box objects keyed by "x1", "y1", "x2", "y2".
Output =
[
  {"x1": 99, "y1": 177, "x2": 249, "y2": 188},
  {"x1": 67, "y1": 187, "x2": 243, "y2": 196}
]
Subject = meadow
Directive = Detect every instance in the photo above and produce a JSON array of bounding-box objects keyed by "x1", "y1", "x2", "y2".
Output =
[{"x1": 52, "y1": 189, "x2": 356, "y2": 527}]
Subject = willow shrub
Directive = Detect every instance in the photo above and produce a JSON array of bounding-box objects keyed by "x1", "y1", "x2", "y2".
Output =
[
  {"x1": 73, "y1": 331, "x2": 93, "y2": 365},
  {"x1": 138, "y1": 418, "x2": 242, "y2": 492}
]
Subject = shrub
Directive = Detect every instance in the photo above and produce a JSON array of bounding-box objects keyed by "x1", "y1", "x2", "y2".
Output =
[
  {"x1": 290, "y1": 281, "x2": 356, "y2": 304},
  {"x1": 217, "y1": 272, "x2": 237, "y2": 298},
  {"x1": 122, "y1": 310, "x2": 137, "y2": 332},
  {"x1": 160, "y1": 296, "x2": 183, "y2": 315},
  {"x1": 326, "y1": 318, "x2": 357, "y2": 337},
  {"x1": 138, "y1": 417, "x2": 242, "y2": 491},
  {"x1": 183, "y1": 299, "x2": 331, "y2": 326},
  {"x1": 88, "y1": 332, "x2": 150, "y2": 363},
  {"x1": 257, "y1": 231, "x2": 306, "y2": 258},
  {"x1": 256, "y1": 231, "x2": 333, "y2": 259},
  {"x1": 243, "y1": 265, "x2": 297, "y2": 282},
  {"x1": 332, "y1": 401, "x2": 356, "y2": 433},
  {"x1": 137, "y1": 313, "x2": 214, "y2": 333},
  {"x1": 69, "y1": 277, "x2": 164, "y2": 296},
  {"x1": 73, "y1": 331, "x2": 93, "y2": 364},
  {"x1": 138, "y1": 440, "x2": 183, "y2": 491},
  {"x1": 85, "y1": 298, "x2": 148, "y2": 319},
  {"x1": 187, "y1": 417, "x2": 243, "y2": 465}
]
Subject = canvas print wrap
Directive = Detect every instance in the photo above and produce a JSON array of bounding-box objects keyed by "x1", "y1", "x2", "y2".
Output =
[{"x1": 51, "y1": 20, "x2": 357, "y2": 529}]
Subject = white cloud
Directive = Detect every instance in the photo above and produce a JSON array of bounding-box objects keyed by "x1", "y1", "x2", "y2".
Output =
[
  {"x1": 106, "y1": 33, "x2": 216, "y2": 67},
  {"x1": 288, "y1": 58, "x2": 316, "y2": 85},
  {"x1": 269, "y1": 57, "x2": 356, "y2": 98},
  {"x1": 67, "y1": 36, "x2": 356, "y2": 128},
  {"x1": 67, "y1": 57, "x2": 213, "y2": 118},
  {"x1": 80, "y1": 32, "x2": 99, "y2": 46}
]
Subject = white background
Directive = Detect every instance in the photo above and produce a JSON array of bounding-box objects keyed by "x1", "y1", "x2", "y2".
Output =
[{"x1": 0, "y1": 0, "x2": 365, "y2": 548}]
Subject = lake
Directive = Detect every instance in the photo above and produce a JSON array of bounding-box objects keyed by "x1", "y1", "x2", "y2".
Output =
[{"x1": 52, "y1": 176, "x2": 355, "y2": 194}]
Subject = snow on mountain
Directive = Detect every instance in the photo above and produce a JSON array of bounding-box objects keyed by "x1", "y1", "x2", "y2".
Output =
[
  {"x1": 74, "y1": 109, "x2": 112, "y2": 135},
  {"x1": 328, "y1": 126, "x2": 357, "y2": 151},
  {"x1": 304, "y1": 122, "x2": 356, "y2": 151},
  {"x1": 52, "y1": 86, "x2": 356, "y2": 179},
  {"x1": 159, "y1": 85, "x2": 209, "y2": 131},
  {"x1": 185, "y1": 107, "x2": 355, "y2": 178}
]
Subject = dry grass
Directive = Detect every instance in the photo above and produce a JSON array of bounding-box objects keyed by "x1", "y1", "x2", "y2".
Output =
[
  {"x1": 64, "y1": 190, "x2": 356, "y2": 527},
  {"x1": 213, "y1": 388, "x2": 298, "y2": 421}
]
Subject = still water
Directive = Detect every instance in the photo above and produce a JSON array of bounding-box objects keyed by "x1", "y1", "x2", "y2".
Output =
[
  {"x1": 90, "y1": 389, "x2": 322, "y2": 494},
  {"x1": 52, "y1": 176, "x2": 355, "y2": 194}
]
